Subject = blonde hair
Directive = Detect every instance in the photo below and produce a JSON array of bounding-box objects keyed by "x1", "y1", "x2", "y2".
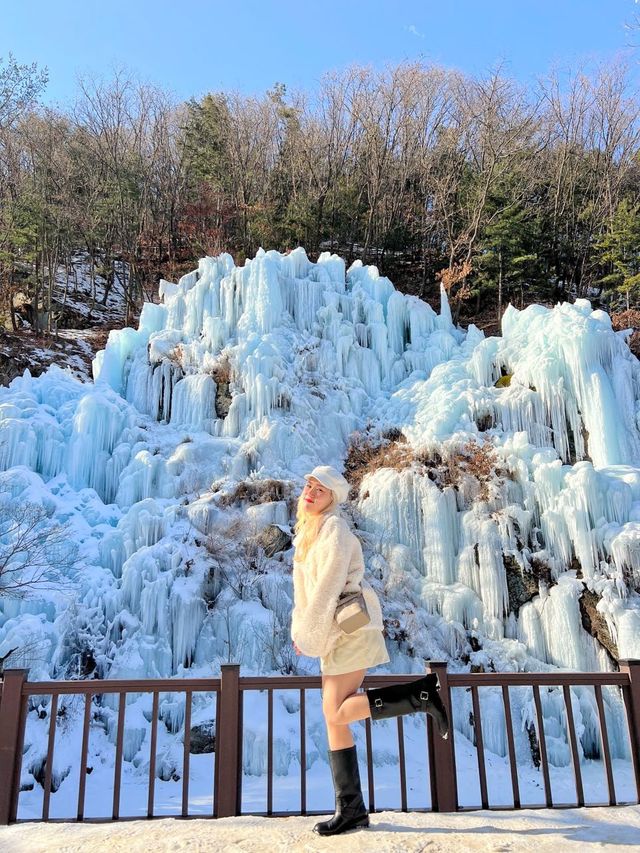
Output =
[{"x1": 293, "y1": 490, "x2": 338, "y2": 563}]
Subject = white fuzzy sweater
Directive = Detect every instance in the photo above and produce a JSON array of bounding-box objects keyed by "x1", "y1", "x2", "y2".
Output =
[{"x1": 290, "y1": 511, "x2": 384, "y2": 658}]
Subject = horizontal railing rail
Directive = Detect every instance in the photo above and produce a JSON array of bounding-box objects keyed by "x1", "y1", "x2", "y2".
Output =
[
  {"x1": 0, "y1": 660, "x2": 638, "y2": 824},
  {"x1": 12, "y1": 677, "x2": 222, "y2": 694},
  {"x1": 446, "y1": 672, "x2": 630, "y2": 686}
]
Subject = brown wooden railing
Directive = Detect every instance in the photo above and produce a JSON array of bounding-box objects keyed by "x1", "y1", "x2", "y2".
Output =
[{"x1": 0, "y1": 660, "x2": 638, "y2": 824}]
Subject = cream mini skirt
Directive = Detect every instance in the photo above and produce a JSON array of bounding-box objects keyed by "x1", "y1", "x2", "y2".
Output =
[{"x1": 320, "y1": 627, "x2": 390, "y2": 676}]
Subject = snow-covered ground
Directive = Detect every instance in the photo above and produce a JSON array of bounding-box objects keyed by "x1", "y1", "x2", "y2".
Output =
[
  {"x1": 2, "y1": 806, "x2": 640, "y2": 852},
  {"x1": 0, "y1": 326, "x2": 102, "y2": 384},
  {"x1": 1, "y1": 253, "x2": 133, "y2": 385},
  {"x1": 50, "y1": 253, "x2": 128, "y2": 327}
]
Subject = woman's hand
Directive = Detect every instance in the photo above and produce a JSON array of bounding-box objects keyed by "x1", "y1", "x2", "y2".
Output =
[{"x1": 294, "y1": 642, "x2": 301, "y2": 656}]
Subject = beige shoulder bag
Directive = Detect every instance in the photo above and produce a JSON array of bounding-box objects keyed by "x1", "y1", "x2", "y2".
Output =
[{"x1": 335, "y1": 588, "x2": 370, "y2": 633}]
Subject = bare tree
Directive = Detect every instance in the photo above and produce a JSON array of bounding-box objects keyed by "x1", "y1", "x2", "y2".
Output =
[
  {"x1": 0, "y1": 55, "x2": 47, "y2": 331},
  {"x1": 0, "y1": 54, "x2": 47, "y2": 132},
  {"x1": 0, "y1": 638, "x2": 51, "y2": 676},
  {"x1": 223, "y1": 93, "x2": 281, "y2": 252},
  {"x1": 19, "y1": 109, "x2": 76, "y2": 335},
  {"x1": 72, "y1": 70, "x2": 179, "y2": 321},
  {"x1": 205, "y1": 517, "x2": 270, "y2": 601},
  {"x1": 538, "y1": 64, "x2": 640, "y2": 299},
  {"x1": 0, "y1": 495, "x2": 78, "y2": 597},
  {"x1": 293, "y1": 68, "x2": 363, "y2": 249},
  {"x1": 4, "y1": 56, "x2": 640, "y2": 330}
]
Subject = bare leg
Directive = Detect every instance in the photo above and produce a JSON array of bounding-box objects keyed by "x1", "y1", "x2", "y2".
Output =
[{"x1": 322, "y1": 669, "x2": 370, "y2": 750}]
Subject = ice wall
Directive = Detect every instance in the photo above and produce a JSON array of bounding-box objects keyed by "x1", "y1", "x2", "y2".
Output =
[{"x1": 1, "y1": 247, "x2": 640, "y2": 784}]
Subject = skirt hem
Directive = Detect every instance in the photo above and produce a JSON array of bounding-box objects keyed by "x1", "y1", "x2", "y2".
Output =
[{"x1": 320, "y1": 628, "x2": 390, "y2": 676}]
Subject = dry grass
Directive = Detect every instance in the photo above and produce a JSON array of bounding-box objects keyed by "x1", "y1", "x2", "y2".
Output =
[
  {"x1": 436, "y1": 260, "x2": 473, "y2": 307},
  {"x1": 345, "y1": 428, "x2": 507, "y2": 504},
  {"x1": 442, "y1": 441, "x2": 504, "y2": 502},
  {"x1": 612, "y1": 309, "x2": 640, "y2": 359},
  {"x1": 611, "y1": 308, "x2": 640, "y2": 330},
  {"x1": 209, "y1": 356, "x2": 233, "y2": 418},
  {"x1": 210, "y1": 356, "x2": 232, "y2": 386},
  {"x1": 415, "y1": 441, "x2": 506, "y2": 503},
  {"x1": 494, "y1": 373, "x2": 512, "y2": 388},
  {"x1": 217, "y1": 478, "x2": 292, "y2": 508},
  {"x1": 344, "y1": 428, "x2": 414, "y2": 499},
  {"x1": 166, "y1": 343, "x2": 185, "y2": 367}
]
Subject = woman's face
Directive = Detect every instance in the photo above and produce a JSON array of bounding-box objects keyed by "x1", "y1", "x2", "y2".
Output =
[{"x1": 302, "y1": 478, "x2": 333, "y2": 514}]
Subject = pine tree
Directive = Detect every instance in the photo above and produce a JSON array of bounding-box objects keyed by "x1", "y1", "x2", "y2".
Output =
[
  {"x1": 475, "y1": 202, "x2": 540, "y2": 319},
  {"x1": 595, "y1": 199, "x2": 640, "y2": 311}
]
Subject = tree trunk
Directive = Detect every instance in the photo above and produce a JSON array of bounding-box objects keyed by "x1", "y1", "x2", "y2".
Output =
[
  {"x1": 420, "y1": 240, "x2": 428, "y2": 299},
  {"x1": 102, "y1": 253, "x2": 114, "y2": 306},
  {"x1": 362, "y1": 207, "x2": 375, "y2": 264},
  {"x1": 33, "y1": 238, "x2": 40, "y2": 336},
  {"x1": 315, "y1": 193, "x2": 326, "y2": 253},
  {"x1": 497, "y1": 248, "x2": 503, "y2": 322}
]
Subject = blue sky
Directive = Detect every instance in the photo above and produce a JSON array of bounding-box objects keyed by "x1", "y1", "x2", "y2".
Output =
[{"x1": 2, "y1": 0, "x2": 639, "y2": 106}]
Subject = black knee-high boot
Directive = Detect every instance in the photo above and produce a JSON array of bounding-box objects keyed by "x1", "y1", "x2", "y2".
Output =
[
  {"x1": 313, "y1": 745, "x2": 369, "y2": 836},
  {"x1": 366, "y1": 674, "x2": 450, "y2": 738}
]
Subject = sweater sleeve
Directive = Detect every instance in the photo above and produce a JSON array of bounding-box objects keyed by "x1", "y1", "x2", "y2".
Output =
[
  {"x1": 294, "y1": 517, "x2": 352, "y2": 658},
  {"x1": 290, "y1": 560, "x2": 303, "y2": 642}
]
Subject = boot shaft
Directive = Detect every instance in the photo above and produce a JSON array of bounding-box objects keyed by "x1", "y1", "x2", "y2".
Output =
[
  {"x1": 328, "y1": 745, "x2": 364, "y2": 793},
  {"x1": 366, "y1": 674, "x2": 450, "y2": 738},
  {"x1": 314, "y1": 745, "x2": 369, "y2": 836}
]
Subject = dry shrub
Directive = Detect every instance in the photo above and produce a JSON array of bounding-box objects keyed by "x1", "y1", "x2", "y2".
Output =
[
  {"x1": 611, "y1": 310, "x2": 640, "y2": 359},
  {"x1": 166, "y1": 343, "x2": 185, "y2": 366},
  {"x1": 436, "y1": 260, "x2": 473, "y2": 306},
  {"x1": 346, "y1": 429, "x2": 507, "y2": 505},
  {"x1": 449, "y1": 440, "x2": 496, "y2": 481},
  {"x1": 415, "y1": 439, "x2": 507, "y2": 504},
  {"x1": 344, "y1": 428, "x2": 414, "y2": 499},
  {"x1": 494, "y1": 373, "x2": 512, "y2": 388},
  {"x1": 204, "y1": 517, "x2": 269, "y2": 604},
  {"x1": 443, "y1": 440, "x2": 503, "y2": 502},
  {"x1": 209, "y1": 356, "x2": 233, "y2": 418},
  {"x1": 611, "y1": 309, "x2": 640, "y2": 330},
  {"x1": 218, "y1": 478, "x2": 291, "y2": 508},
  {"x1": 204, "y1": 517, "x2": 246, "y2": 554},
  {"x1": 380, "y1": 427, "x2": 404, "y2": 442},
  {"x1": 209, "y1": 356, "x2": 232, "y2": 385}
]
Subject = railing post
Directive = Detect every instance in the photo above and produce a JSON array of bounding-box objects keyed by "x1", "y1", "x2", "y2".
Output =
[
  {"x1": 426, "y1": 661, "x2": 457, "y2": 812},
  {"x1": 0, "y1": 669, "x2": 28, "y2": 825},
  {"x1": 619, "y1": 659, "x2": 640, "y2": 800},
  {"x1": 216, "y1": 664, "x2": 242, "y2": 817}
]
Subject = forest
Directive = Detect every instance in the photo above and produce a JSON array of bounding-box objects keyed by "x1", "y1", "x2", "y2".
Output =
[{"x1": 1, "y1": 54, "x2": 640, "y2": 335}]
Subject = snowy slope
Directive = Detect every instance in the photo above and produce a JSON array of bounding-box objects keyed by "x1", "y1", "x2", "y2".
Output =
[
  {"x1": 1, "y1": 253, "x2": 129, "y2": 386},
  {"x1": 1, "y1": 247, "x2": 639, "y2": 813}
]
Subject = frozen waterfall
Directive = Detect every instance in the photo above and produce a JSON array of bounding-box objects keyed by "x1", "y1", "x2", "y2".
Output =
[{"x1": 1, "y1": 246, "x2": 640, "y2": 811}]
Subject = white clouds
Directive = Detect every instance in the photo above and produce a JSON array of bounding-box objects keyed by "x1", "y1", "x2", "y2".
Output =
[{"x1": 406, "y1": 23, "x2": 425, "y2": 38}]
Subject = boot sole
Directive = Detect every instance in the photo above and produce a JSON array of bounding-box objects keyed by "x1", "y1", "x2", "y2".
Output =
[{"x1": 314, "y1": 817, "x2": 370, "y2": 836}]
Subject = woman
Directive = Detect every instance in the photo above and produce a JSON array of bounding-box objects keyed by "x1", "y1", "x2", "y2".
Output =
[{"x1": 291, "y1": 464, "x2": 449, "y2": 837}]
